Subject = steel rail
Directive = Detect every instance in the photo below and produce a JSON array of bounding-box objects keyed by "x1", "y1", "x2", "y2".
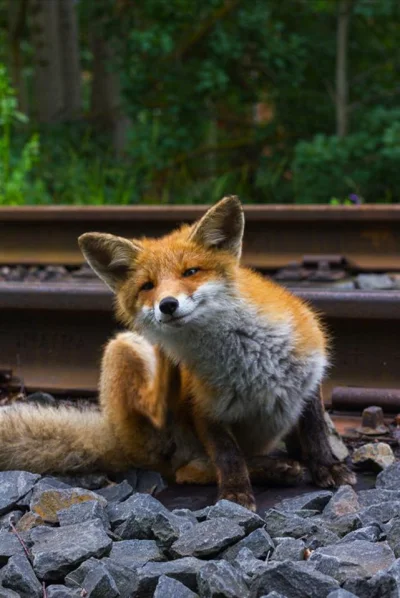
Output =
[
  {"x1": 0, "y1": 283, "x2": 399, "y2": 399},
  {"x1": 1, "y1": 204, "x2": 400, "y2": 270}
]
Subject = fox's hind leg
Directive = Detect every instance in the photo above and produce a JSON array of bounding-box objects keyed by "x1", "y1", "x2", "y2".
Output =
[
  {"x1": 100, "y1": 332, "x2": 178, "y2": 473},
  {"x1": 285, "y1": 386, "x2": 356, "y2": 488}
]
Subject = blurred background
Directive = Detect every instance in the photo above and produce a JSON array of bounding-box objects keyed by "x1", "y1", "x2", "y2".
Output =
[{"x1": 0, "y1": 0, "x2": 399, "y2": 206}]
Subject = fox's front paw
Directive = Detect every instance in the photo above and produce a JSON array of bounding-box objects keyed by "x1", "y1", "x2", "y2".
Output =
[
  {"x1": 311, "y1": 462, "x2": 357, "y2": 488},
  {"x1": 218, "y1": 487, "x2": 256, "y2": 512},
  {"x1": 273, "y1": 459, "x2": 304, "y2": 485}
]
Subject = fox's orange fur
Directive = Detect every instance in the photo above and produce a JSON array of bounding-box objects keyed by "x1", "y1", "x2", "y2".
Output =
[{"x1": 0, "y1": 196, "x2": 355, "y2": 508}]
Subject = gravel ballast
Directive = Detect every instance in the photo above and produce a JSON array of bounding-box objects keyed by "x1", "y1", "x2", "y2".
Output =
[{"x1": 1, "y1": 470, "x2": 400, "y2": 597}]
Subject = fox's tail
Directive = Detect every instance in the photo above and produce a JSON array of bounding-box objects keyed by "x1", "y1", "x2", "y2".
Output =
[{"x1": 0, "y1": 404, "x2": 127, "y2": 474}]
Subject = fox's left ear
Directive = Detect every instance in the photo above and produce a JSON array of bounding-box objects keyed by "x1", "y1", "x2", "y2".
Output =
[
  {"x1": 78, "y1": 232, "x2": 142, "y2": 292},
  {"x1": 189, "y1": 195, "x2": 244, "y2": 259}
]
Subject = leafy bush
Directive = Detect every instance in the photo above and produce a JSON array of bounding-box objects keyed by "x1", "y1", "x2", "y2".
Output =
[
  {"x1": 0, "y1": 66, "x2": 47, "y2": 205},
  {"x1": 292, "y1": 107, "x2": 400, "y2": 203}
]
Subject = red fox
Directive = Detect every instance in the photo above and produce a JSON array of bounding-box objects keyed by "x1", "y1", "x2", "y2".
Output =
[{"x1": 0, "y1": 196, "x2": 355, "y2": 510}]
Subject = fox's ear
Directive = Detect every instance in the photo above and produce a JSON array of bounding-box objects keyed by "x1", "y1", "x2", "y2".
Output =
[
  {"x1": 78, "y1": 232, "x2": 142, "y2": 292},
  {"x1": 189, "y1": 195, "x2": 244, "y2": 259}
]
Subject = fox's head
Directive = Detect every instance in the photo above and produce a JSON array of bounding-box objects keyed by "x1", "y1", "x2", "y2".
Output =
[{"x1": 78, "y1": 196, "x2": 244, "y2": 340}]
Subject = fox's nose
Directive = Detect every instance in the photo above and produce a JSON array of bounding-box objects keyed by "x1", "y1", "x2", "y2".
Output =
[{"x1": 159, "y1": 296, "x2": 179, "y2": 315}]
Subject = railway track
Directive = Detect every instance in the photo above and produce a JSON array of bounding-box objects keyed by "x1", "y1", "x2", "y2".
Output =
[
  {"x1": 0, "y1": 282, "x2": 399, "y2": 405},
  {"x1": 1, "y1": 204, "x2": 400, "y2": 271},
  {"x1": 0, "y1": 204, "x2": 399, "y2": 410}
]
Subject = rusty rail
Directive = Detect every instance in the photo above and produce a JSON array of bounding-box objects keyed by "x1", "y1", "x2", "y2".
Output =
[
  {"x1": 1, "y1": 205, "x2": 400, "y2": 271},
  {"x1": 331, "y1": 387, "x2": 400, "y2": 412},
  {"x1": 0, "y1": 283, "x2": 399, "y2": 400}
]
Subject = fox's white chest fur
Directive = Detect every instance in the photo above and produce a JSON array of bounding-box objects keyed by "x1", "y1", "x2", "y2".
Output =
[{"x1": 158, "y1": 297, "x2": 327, "y2": 449}]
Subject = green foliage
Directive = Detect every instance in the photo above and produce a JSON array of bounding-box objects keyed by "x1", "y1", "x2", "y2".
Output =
[
  {"x1": 81, "y1": 0, "x2": 400, "y2": 204},
  {"x1": 0, "y1": 65, "x2": 46, "y2": 205},
  {"x1": 1, "y1": 0, "x2": 400, "y2": 204},
  {"x1": 292, "y1": 107, "x2": 400, "y2": 203}
]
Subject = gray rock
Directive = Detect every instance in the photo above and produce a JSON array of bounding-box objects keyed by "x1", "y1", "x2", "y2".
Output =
[
  {"x1": 114, "y1": 470, "x2": 138, "y2": 491},
  {"x1": 367, "y1": 557, "x2": 400, "y2": 596},
  {"x1": 57, "y1": 500, "x2": 109, "y2": 529},
  {"x1": 82, "y1": 561, "x2": 120, "y2": 598},
  {"x1": 152, "y1": 511, "x2": 195, "y2": 546},
  {"x1": 56, "y1": 474, "x2": 108, "y2": 490},
  {"x1": 0, "y1": 554, "x2": 42, "y2": 598},
  {"x1": 264, "y1": 509, "x2": 339, "y2": 547},
  {"x1": 292, "y1": 510, "x2": 320, "y2": 519},
  {"x1": 0, "y1": 530, "x2": 26, "y2": 565},
  {"x1": 154, "y1": 575, "x2": 198, "y2": 598},
  {"x1": 343, "y1": 570, "x2": 398, "y2": 598},
  {"x1": 339, "y1": 524, "x2": 381, "y2": 543},
  {"x1": 324, "y1": 413, "x2": 349, "y2": 461},
  {"x1": 108, "y1": 493, "x2": 173, "y2": 539},
  {"x1": 250, "y1": 561, "x2": 339, "y2": 598},
  {"x1": 37, "y1": 476, "x2": 71, "y2": 490},
  {"x1": 98, "y1": 559, "x2": 139, "y2": 598},
  {"x1": 356, "y1": 273, "x2": 394, "y2": 290},
  {"x1": 305, "y1": 528, "x2": 341, "y2": 550},
  {"x1": 197, "y1": 560, "x2": 249, "y2": 598},
  {"x1": 322, "y1": 486, "x2": 360, "y2": 520},
  {"x1": 31, "y1": 478, "x2": 72, "y2": 497},
  {"x1": 352, "y1": 442, "x2": 395, "y2": 471},
  {"x1": 171, "y1": 518, "x2": 245, "y2": 558},
  {"x1": 207, "y1": 499, "x2": 264, "y2": 533},
  {"x1": 31, "y1": 519, "x2": 112, "y2": 580},
  {"x1": 358, "y1": 488, "x2": 400, "y2": 507},
  {"x1": 22, "y1": 478, "x2": 70, "y2": 510},
  {"x1": 15, "y1": 512, "x2": 45, "y2": 532},
  {"x1": 0, "y1": 512, "x2": 23, "y2": 531},
  {"x1": 172, "y1": 509, "x2": 199, "y2": 526},
  {"x1": 275, "y1": 491, "x2": 333, "y2": 513},
  {"x1": 261, "y1": 593, "x2": 289, "y2": 598},
  {"x1": 233, "y1": 547, "x2": 269, "y2": 580},
  {"x1": 307, "y1": 553, "x2": 341, "y2": 581},
  {"x1": 192, "y1": 506, "x2": 211, "y2": 521},
  {"x1": 221, "y1": 528, "x2": 274, "y2": 561},
  {"x1": 31, "y1": 487, "x2": 107, "y2": 524},
  {"x1": 109, "y1": 539, "x2": 165, "y2": 566},
  {"x1": 271, "y1": 538, "x2": 305, "y2": 561},
  {"x1": 96, "y1": 481, "x2": 133, "y2": 503},
  {"x1": 0, "y1": 588, "x2": 21, "y2": 598},
  {"x1": 376, "y1": 462, "x2": 400, "y2": 490},
  {"x1": 65, "y1": 558, "x2": 99, "y2": 589},
  {"x1": 47, "y1": 586, "x2": 80, "y2": 598},
  {"x1": 134, "y1": 557, "x2": 208, "y2": 596},
  {"x1": 309, "y1": 540, "x2": 395, "y2": 584},
  {"x1": 327, "y1": 591, "x2": 359, "y2": 598},
  {"x1": 66, "y1": 558, "x2": 138, "y2": 598},
  {"x1": 359, "y1": 501, "x2": 400, "y2": 525},
  {"x1": 0, "y1": 471, "x2": 40, "y2": 515},
  {"x1": 264, "y1": 509, "x2": 314, "y2": 538},
  {"x1": 136, "y1": 470, "x2": 166, "y2": 495},
  {"x1": 324, "y1": 513, "x2": 362, "y2": 537},
  {"x1": 386, "y1": 518, "x2": 400, "y2": 556}
]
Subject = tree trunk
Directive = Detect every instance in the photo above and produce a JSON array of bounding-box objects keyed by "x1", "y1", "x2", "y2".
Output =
[
  {"x1": 29, "y1": 0, "x2": 64, "y2": 123},
  {"x1": 336, "y1": 0, "x2": 352, "y2": 138},
  {"x1": 58, "y1": 0, "x2": 82, "y2": 120},
  {"x1": 90, "y1": 32, "x2": 130, "y2": 155},
  {"x1": 7, "y1": 0, "x2": 28, "y2": 114}
]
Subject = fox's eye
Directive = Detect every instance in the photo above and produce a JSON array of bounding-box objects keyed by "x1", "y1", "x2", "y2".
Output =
[
  {"x1": 183, "y1": 268, "x2": 200, "y2": 278},
  {"x1": 140, "y1": 281, "x2": 154, "y2": 292}
]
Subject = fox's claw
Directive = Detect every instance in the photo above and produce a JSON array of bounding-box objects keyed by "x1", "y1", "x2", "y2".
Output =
[
  {"x1": 311, "y1": 462, "x2": 357, "y2": 488},
  {"x1": 218, "y1": 487, "x2": 257, "y2": 512}
]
